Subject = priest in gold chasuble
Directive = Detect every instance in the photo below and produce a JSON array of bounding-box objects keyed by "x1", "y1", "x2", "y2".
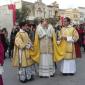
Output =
[
  {"x1": 12, "y1": 22, "x2": 35, "y2": 82},
  {"x1": 59, "y1": 17, "x2": 79, "y2": 75}
]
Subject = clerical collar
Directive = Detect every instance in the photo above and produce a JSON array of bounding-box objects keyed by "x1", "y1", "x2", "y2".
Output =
[
  {"x1": 20, "y1": 29, "x2": 25, "y2": 32},
  {"x1": 65, "y1": 25, "x2": 72, "y2": 28}
]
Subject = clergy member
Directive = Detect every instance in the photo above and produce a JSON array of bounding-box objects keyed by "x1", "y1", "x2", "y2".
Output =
[
  {"x1": 31, "y1": 19, "x2": 65, "y2": 77},
  {"x1": 60, "y1": 17, "x2": 79, "y2": 75},
  {"x1": 12, "y1": 22, "x2": 34, "y2": 83}
]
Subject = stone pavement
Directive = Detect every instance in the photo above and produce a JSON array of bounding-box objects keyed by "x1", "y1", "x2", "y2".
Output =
[{"x1": 3, "y1": 51, "x2": 85, "y2": 85}]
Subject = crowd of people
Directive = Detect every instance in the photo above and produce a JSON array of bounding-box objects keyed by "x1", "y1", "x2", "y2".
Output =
[{"x1": 0, "y1": 17, "x2": 85, "y2": 84}]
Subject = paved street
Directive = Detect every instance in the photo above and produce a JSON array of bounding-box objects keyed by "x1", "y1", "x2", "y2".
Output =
[{"x1": 3, "y1": 51, "x2": 85, "y2": 85}]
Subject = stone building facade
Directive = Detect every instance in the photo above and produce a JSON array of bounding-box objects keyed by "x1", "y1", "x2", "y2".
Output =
[{"x1": 22, "y1": 0, "x2": 59, "y2": 20}]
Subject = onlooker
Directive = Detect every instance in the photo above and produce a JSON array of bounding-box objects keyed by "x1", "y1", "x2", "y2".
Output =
[
  {"x1": 73, "y1": 25, "x2": 82, "y2": 58},
  {"x1": 0, "y1": 30, "x2": 5, "y2": 85},
  {"x1": 2, "y1": 28, "x2": 9, "y2": 59},
  {"x1": 9, "y1": 26, "x2": 20, "y2": 58}
]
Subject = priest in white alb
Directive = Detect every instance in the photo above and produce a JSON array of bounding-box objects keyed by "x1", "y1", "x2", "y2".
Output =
[{"x1": 58, "y1": 17, "x2": 79, "y2": 75}]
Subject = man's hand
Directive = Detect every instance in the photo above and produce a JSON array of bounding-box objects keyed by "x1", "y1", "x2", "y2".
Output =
[{"x1": 26, "y1": 44, "x2": 32, "y2": 49}]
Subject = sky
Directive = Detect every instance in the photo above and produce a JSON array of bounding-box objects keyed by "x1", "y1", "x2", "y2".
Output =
[{"x1": 0, "y1": 0, "x2": 85, "y2": 9}]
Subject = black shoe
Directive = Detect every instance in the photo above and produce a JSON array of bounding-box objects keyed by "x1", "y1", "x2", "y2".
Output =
[
  {"x1": 19, "y1": 79, "x2": 27, "y2": 83},
  {"x1": 69, "y1": 73, "x2": 75, "y2": 76},
  {"x1": 28, "y1": 75, "x2": 35, "y2": 81},
  {"x1": 39, "y1": 76, "x2": 49, "y2": 78},
  {"x1": 62, "y1": 73, "x2": 69, "y2": 76},
  {"x1": 50, "y1": 74, "x2": 55, "y2": 77},
  {"x1": 39, "y1": 76, "x2": 43, "y2": 78}
]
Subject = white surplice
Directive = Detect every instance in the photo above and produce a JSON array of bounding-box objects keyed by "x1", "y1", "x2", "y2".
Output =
[
  {"x1": 60, "y1": 36, "x2": 76, "y2": 74},
  {"x1": 60, "y1": 60, "x2": 76, "y2": 73}
]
